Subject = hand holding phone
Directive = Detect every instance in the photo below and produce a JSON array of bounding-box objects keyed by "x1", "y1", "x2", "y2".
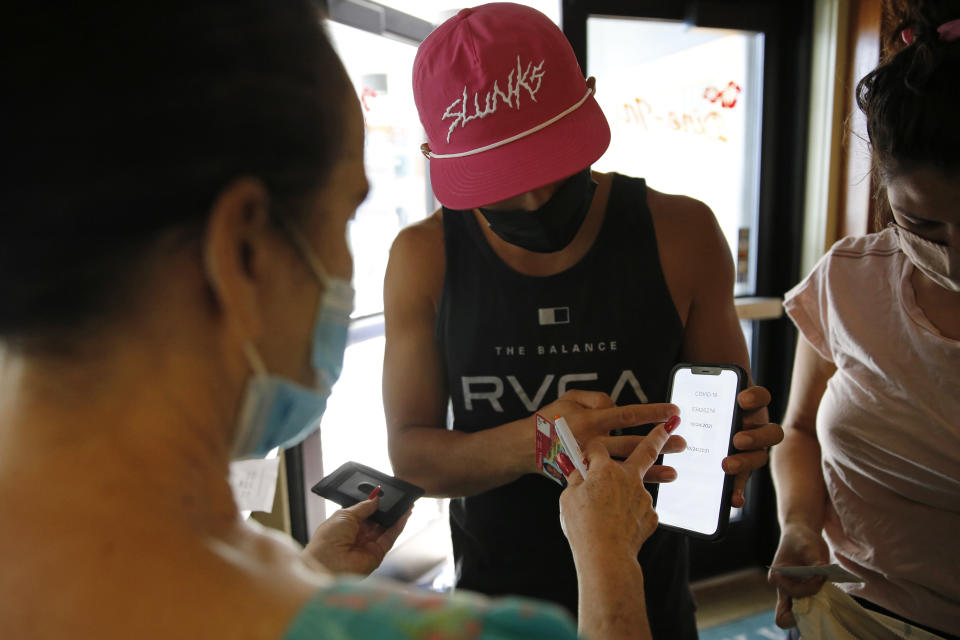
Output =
[{"x1": 654, "y1": 363, "x2": 746, "y2": 540}]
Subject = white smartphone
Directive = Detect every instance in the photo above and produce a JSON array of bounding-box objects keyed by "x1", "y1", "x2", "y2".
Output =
[{"x1": 654, "y1": 363, "x2": 746, "y2": 540}]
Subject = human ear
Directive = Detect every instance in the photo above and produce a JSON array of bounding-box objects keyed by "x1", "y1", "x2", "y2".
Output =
[{"x1": 201, "y1": 177, "x2": 278, "y2": 344}]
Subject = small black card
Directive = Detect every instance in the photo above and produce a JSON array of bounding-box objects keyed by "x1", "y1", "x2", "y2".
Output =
[{"x1": 310, "y1": 461, "x2": 425, "y2": 528}]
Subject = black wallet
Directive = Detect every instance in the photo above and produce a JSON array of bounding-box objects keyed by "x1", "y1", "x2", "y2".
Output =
[{"x1": 310, "y1": 461, "x2": 425, "y2": 527}]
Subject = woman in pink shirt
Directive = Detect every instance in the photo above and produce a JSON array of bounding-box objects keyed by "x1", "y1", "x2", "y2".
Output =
[{"x1": 769, "y1": 1, "x2": 960, "y2": 637}]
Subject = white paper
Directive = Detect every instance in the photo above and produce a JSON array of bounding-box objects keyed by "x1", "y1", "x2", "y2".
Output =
[
  {"x1": 229, "y1": 457, "x2": 281, "y2": 513},
  {"x1": 770, "y1": 563, "x2": 863, "y2": 583},
  {"x1": 554, "y1": 416, "x2": 589, "y2": 477}
]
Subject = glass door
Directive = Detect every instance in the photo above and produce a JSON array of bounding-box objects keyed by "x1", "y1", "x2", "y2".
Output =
[{"x1": 588, "y1": 17, "x2": 764, "y2": 298}]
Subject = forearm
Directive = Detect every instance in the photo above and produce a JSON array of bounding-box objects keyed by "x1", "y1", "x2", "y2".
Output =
[
  {"x1": 388, "y1": 418, "x2": 534, "y2": 497},
  {"x1": 573, "y1": 550, "x2": 651, "y2": 640},
  {"x1": 770, "y1": 422, "x2": 828, "y2": 531}
]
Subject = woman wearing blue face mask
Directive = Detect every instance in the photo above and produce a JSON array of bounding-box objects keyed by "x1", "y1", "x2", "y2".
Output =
[{"x1": 0, "y1": 2, "x2": 676, "y2": 639}]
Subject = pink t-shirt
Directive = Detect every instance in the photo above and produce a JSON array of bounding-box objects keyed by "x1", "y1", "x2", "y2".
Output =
[{"x1": 784, "y1": 228, "x2": 960, "y2": 634}]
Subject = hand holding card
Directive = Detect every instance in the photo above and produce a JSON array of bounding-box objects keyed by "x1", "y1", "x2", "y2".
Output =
[
  {"x1": 536, "y1": 413, "x2": 589, "y2": 486},
  {"x1": 535, "y1": 414, "x2": 568, "y2": 486}
]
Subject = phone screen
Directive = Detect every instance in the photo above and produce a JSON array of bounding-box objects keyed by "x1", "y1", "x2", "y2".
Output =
[{"x1": 656, "y1": 367, "x2": 740, "y2": 537}]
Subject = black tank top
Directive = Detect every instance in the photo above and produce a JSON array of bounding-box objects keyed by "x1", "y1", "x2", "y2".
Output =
[{"x1": 437, "y1": 174, "x2": 696, "y2": 638}]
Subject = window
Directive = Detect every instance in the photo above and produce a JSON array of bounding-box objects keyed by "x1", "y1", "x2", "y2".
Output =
[
  {"x1": 328, "y1": 20, "x2": 433, "y2": 318},
  {"x1": 587, "y1": 17, "x2": 765, "y2": 298}
]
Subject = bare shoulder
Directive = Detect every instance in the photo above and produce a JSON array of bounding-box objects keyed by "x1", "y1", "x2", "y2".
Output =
[
  {"x1": 161, "y1": 531, "x2": 322, "y2": 638},
  {"x1": 646, "y1": 187, "x2": 722, "y2": 244},
  {"x1": 154, "y1": 523, "x2": 335, "y2": 638},
  {"x1": 0, "y1": 508, "x2": 321, "y2": 639},
  {"x1": 644, "y1": 186, "x2": 733, "y2": 324},
  {"x1": 386, "y1": 210, "x2": 446, "y2": 307},
  {"x1": 646, "y1": 186, "x2": 730, "y2": 266},
  {"x1": 392, "y1": 209, "x2": 444, "y2": 249}
]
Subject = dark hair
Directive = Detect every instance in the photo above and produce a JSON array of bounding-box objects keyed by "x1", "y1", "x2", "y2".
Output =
[
  {"x1": 0, "y1": 1, "x2": 350, "y2": 348},
  {"x1": 856, "y1": 0, "x2": 960, "y2": 225}
]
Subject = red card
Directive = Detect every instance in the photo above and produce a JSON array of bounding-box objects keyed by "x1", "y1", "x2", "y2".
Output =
[{"x1": 535, "y1": 413, "x2": 571, "y2": 486}]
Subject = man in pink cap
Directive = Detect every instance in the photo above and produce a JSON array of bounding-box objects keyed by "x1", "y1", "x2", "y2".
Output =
[{"x1": 383, "y1": 4, "x2": 783, "y2": 637}]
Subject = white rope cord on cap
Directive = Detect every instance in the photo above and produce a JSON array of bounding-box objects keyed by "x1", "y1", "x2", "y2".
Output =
[{"x1": 425, "y1": 87, "x2": 594, "y2": 160}]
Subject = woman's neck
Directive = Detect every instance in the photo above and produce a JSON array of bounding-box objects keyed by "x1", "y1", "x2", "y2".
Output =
[{"x1": 0, "y1": 340, "x2": 241, "y2": 535}]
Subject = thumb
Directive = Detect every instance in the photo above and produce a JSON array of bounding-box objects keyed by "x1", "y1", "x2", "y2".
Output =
[
  {"x1": 775, "y1": 592, "x2": 796, "y2": 629},
  {"x1": 340, "y1": 495, "x2": 380, "y2": 520}
]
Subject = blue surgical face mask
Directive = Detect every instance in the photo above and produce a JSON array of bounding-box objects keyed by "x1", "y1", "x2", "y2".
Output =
[{"x1": 230, "y1": 224, "x2": 355, "y2": 460}]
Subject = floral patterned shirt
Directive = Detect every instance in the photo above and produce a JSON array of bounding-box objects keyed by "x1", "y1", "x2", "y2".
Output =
[{"x1": 283, "y1": 578, "x2": 579, "y2": 639}]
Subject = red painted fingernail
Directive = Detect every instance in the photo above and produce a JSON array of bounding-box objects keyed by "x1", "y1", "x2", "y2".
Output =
[
  {"x1": 367, "y1": 486, "x2": 383, "y2": 500},
  {"x1": 665, "y1": 415, "x2": 681, "y2": 433},
  {"x1": 557, "y1": 453, "x2": 575, "y2": 476}
]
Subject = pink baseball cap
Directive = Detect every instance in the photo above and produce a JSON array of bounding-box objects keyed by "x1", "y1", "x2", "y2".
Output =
[{"x1": 413, "y1": 3, "x2": 611, "y2": 210}]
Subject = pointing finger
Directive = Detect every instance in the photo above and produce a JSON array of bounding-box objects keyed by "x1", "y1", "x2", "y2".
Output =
[
  {"x1": 579, "y1": 403, "x2": 679, "y2": 436},
  {"x1": 625, "y1": 424, "x2": 671, "y2": 475}
]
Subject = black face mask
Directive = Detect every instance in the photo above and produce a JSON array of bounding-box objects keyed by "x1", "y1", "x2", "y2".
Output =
[{"x1": 476, "y1": 169, "x2": 597, "y2": 253}]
